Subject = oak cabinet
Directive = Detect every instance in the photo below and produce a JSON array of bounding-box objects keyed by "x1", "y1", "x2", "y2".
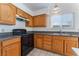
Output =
[
  {"x1": 34, "y1": 34, "x2": 43, "y2": 49},
  {"x1": 17, "y1": 8, "x2": 29, "y2": 19},
  {"x1": 27, "y1": 15, "x2": 34, "y2": 27},
  {"x1": 33, "y1": 14, "x2": 46, "y2": 27},
  {"x1": 0, "y1": 42, "x2": 1, "y2": 56},
  {"x1": 0, "y1": 48, "x2": 1, "y2": 56},
  {"x1": 0, "y1": 3, "x2": 16, "y2": 25},
  {"x1": 34, "y1": 33, "x2": 79, "y2": 56},
  {"x1": 2, "y1": 37, "x2": 21, "y2": 56},
  {"x1": 64, "y1": 37, "x2": 78, "y2": 56},
  {"x1": 52, "y1": 36, "x2": 64, "y2": 54},
  {"x1": 3, "y1": 42, "x2": 20, "y2": 56},
  {"x1": 43, "y1": 35, "x2": 52, "y2": 51}
]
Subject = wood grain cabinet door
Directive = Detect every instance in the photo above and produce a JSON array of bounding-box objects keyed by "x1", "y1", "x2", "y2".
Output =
[
  {"x1": 65, "y1": 38, "x2": 78, "y2": 56},
  {"x1": 26, "y1": 15, "x2": 34, "y2": 27},
  {"x1": 0, "y1": 48, "x2": 1, "y2": 56},
  {"x1": 0, "y1": 3, "x2": 16, "y2": 25},
  {"x1": 0, "y1": 41, "x2": 1, "y2": 56},
  {"x1": 43, "y1": 35, "x2": 52, "y2": 51},
  {"x1": 33, "y1": 14, "x2": 46, "y2": 27},
  {"x1": 52, "y1": 36, "x2": 64, "y2": 54},
  {"x1": 34, "y1": 34, "x2": 43, "y2": 49},
  {"x1": 36, "y1": 36, "x2": 43, "y2": 49},
  {"x1": 3, "y1": 42, "x2": 21, "y2": 56}
]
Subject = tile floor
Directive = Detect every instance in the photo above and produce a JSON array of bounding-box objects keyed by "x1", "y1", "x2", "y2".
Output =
[{"x1": 27, "y1": 48, "x2": 61, "y2": 56}]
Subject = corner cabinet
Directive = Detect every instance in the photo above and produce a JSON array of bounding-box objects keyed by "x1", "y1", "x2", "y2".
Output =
[
  {"x1": 26, "y1": 15, "x2": 34, "y2": 27},
  {"x1": 33, "y1": 14, "x2": 47, "y2": 27},
  {"x1": 0, "y1": 3, "x2": 16, "y2": 25}
]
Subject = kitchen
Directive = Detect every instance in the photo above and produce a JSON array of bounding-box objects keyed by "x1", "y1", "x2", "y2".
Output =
[{"x1": 0, "y1": 3, "x2": 79, "y2": 56}]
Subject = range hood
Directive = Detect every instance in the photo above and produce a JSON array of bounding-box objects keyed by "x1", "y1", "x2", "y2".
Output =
[{"x1": 16, "y1": 15, "x2": 30, "y2": 21}]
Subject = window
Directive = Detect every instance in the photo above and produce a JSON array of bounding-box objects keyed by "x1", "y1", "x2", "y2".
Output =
[{"x1": 50, "y1": 13, "x2": 74, "y2": 29}]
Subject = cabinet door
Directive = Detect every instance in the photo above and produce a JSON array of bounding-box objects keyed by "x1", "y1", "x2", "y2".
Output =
[
  {"x1": 34, "y1": 14, "x2": 46, "y2": 27},
  {"x1": 43, "y1": 35, "x2": 52, "y2": 51},
  {"x1": 0, "y1": 42, "x2": 1, "y2": 56},
  {"x1": 34, "y1": 34, "x2": 43, "y2": 49},
  {"x1": 3, "y1": 42, "x2": 21, "y2": 56},
  {"x1": 0, "y1": 3, "x2": 16, "y2": 25},
  {"x1": 0, "y1": 48, "x2": 1, "y2": 56},
  {"x1": 52, "y1": 36, "x2": 64, "y2": 54},
  {"x1": 65, "y1": 38, "x2": 78, "y2": 56},
  {"x1": 27, "y1": 15, "x2": 34, "y2": 27}
]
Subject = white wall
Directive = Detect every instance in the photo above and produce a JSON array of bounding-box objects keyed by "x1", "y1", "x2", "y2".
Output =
[{"x1": 0, "y1": 20, "x2": 25, "y2": 33}]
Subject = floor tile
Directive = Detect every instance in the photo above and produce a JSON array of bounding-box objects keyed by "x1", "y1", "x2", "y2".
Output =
[{"x1": 27, "y1": 48, "x2": 61, "y2": 56}]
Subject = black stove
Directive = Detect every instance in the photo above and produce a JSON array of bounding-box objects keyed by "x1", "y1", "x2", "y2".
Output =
[{"x1": 12, "y1": 29, "x2": 34, "y2": 56}]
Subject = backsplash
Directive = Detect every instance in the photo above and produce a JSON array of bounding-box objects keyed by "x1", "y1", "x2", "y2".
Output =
[{"x1": 0, "y1": 19, "x2": 32, "y2": 33}]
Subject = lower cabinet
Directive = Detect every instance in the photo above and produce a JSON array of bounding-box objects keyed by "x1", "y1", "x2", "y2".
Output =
[
  {"x1": 34, "y1": 34, "x2": 43, "y2": 49},
  {"x1": 0, "y1": 48, "x2": 1, "y2": 56},
  {"x1": 34, "y1": 34, "x2": 79, "y2": 56},
  {"x1": 43, "y1": 35, "x2": 52, "y2": 51},
  {"x1": 52, "y1": 36, "x2": 64, "y2": 55},
  {"x1": 2, "y1": 42, "x2": 20, "y2": 56},
  {"x1": 0, "y1": 42, "x2": 1, "y2": 56},
  {"x1": 64, "y1": 37, "x2": 78, "y2": 56},
  {"x1": 0, "y1": 37, "x2": 21, "y2": 56}
]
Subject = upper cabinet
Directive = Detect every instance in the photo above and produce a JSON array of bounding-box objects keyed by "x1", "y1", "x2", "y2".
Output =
[
  {"x1": 0, "y1": 3, "x2": 16, "y2": 25},
  {"x1": 33, "y1": 14, "x2": 47, "y2": 27},
  {"x1": 17, "y1": 8, "x2": 34, "y2": 27},
  {"x1": 26, "y1": 15, "x2": 34, "y2": 27},
  {"x1": 17, "y1": 8, "x2": 29, "y2": 19}
]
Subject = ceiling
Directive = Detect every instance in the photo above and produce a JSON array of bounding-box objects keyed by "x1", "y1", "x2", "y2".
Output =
[
  {"x1": 23, "y1": 3, "x2": 79, "y2": 15},
  {"x1": 24, "y1": 3, "x2": 49, "y2": 12}
]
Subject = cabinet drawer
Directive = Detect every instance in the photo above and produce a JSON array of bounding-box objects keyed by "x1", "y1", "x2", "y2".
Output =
[{"x1": 3, "y1": 37, "x2": 21, "y2": 47}]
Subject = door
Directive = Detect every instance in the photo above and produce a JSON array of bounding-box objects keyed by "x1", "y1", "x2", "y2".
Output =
[
  {"x1": 27, "y1": 15, "x2": 34, "y2": 27},
  {"x1": 3, "y1": 42, "x2": 21, "y2": 56},
  {"x1": 0, "y1": 3, "x2": 16, "y2": 25},
  {"x1": 34, "y1": 34, "x2": 43, "y2": 49},
  {"x1": 33, "y1": 14, "x2": 46, "y2": 27},
  {"x1": 65, "y1": 38, "x2": 78, "y2": 56},
  {"x1": 52, "y1": 36, "x2": 64, "y2": 54},
  {"x1": 43, "y1": 35, "x2": 52, "y2": 51},
  {"x1": 0, "y1": 42, "x2": 1, "y2": 56}
]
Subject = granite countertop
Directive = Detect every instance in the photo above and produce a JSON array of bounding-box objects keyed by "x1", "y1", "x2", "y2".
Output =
[
  {"x1": 0, "y1": 31, "x2": 79, "y2": 41},
  {"x1": 0, "y1": 32, "x2": 21, "y2": 41},
  {"x1": 33, "y1": 31, "x2": 79, "y2": 37}
]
